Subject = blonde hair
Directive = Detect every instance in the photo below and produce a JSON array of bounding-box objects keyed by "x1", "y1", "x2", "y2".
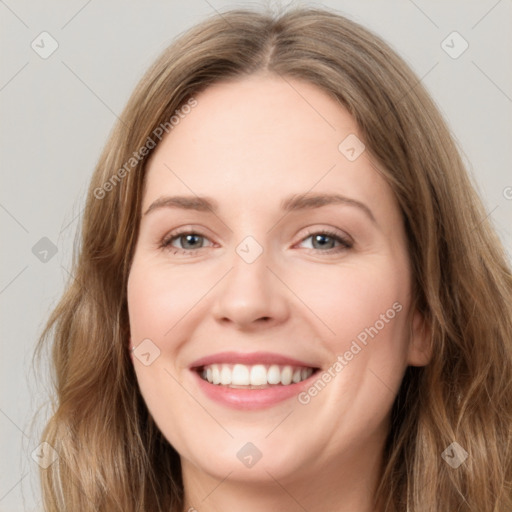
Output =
[{"x1": 36, "y1": 6, "x2": 512, "y2": 511}]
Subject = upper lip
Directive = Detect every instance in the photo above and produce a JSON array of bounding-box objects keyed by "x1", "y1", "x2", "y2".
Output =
[{"x1": 189, "y1": 351, "x2": 319, "y2": 369}]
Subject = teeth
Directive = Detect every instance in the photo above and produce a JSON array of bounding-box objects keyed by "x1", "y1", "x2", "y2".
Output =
[
  {"x1": 267, "y1": 364, "x2": 281, "y2": 385},
  {"x1": 199, "y1": 363, "x2": 315, "y2": 387},
  {"x1": 232, "y1": 364, "x2": 250, "y2": 385},
  {"x1": 220, "y1": 365, "x2": 231, "y2": 385},
  {"x1": 250, "y1": 365, "x2": 267, "y2": 386},
  {"x1": 281, "y1": 366, "x2": 293, "y2": 385}
]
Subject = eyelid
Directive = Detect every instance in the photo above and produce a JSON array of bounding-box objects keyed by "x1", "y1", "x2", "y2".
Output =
[{"x1": 297, "y1": 226, "x2": 353, "y2": 246}]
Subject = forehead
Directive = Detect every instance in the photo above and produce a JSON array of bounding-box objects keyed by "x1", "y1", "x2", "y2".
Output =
[{"x1": 142, "y1": 74, "x2": 397, "y2": 222}]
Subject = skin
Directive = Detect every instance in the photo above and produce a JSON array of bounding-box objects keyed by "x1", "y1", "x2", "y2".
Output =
[{"x1": 127, "y1": 73, "x2": 431, "y2": 512}]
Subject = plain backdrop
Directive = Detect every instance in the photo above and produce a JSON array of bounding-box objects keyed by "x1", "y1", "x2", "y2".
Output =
[{"x1": 1, "y1": 0, "x2": 511, "y2": 510}]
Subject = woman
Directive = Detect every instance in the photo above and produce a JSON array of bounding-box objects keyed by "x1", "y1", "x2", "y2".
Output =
[{"x1": 36, "y1": 6, "x2": 512, "y2": 511}]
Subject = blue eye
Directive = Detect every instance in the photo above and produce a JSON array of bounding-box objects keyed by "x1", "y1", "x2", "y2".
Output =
[
  {"x1": 298, "y1": 230, "x2": 352, "y2": 252},
  {"x1": 161, "y1": 232, "x2": 212, "y2": 254},
  {"x1": 160, "y1": 229, "x2": 352, "y2": 255}
]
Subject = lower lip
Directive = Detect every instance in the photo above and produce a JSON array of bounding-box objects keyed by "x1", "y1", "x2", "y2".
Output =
[{"x1": 191, "y1": 369, "x2": 318, "y2": 410}]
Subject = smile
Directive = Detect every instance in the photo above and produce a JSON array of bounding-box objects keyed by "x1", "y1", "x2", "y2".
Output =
[{"x1": 189, "y1": 351, "x2": 321, "y2": 409}]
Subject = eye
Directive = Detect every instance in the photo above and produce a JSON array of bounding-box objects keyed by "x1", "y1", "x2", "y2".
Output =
[
  {"x1": 297, "y1": 229, "x2": 353, "y2": 253},
  {"x1": 160, "y1": 228, "x2": 353, "y2": 255},
  {"x1": 160, "y1": 229, "x2": 213, "y2": 255}
]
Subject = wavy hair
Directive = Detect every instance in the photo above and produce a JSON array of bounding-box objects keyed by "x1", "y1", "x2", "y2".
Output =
[{"x1": 35, "y1": 5, "x2": 512, "y2": 511}]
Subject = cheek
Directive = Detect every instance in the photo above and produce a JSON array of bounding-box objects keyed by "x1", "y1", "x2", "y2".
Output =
[
  {"x1": 294, "y1": 259, "x2": 411, "y2": 424},
  {"x1": 289, "y1": 259, "x2": 411, "y2": 441},
  {"x1": 290, "y1": 257, "x2": 410, "y2": 353},
  {"x1": 127, "y1": 259, "x2": 206, "y2": 344}
]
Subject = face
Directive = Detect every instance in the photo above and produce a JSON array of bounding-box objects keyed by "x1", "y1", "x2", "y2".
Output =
[{"x1": 127, "y1": 73, "x2": 430, "y2": 487}]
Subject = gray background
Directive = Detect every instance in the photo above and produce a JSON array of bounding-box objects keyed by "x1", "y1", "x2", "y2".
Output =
[{"x1": 1, "y1": 0, "x2": 511, "y2": 510}]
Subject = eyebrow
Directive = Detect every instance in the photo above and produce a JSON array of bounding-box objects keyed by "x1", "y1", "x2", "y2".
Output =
[{"x1": 143, "y1": 192, "x2": 376, "y2": 224}]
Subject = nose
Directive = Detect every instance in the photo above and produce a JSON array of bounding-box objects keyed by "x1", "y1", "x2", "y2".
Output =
[{"x1": 211, "y1": 247, "x2": 290, "y2": 330}]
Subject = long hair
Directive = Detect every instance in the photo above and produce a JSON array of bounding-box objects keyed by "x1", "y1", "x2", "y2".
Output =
[{"x1": 35, "y1": 6, "x2": 512, "y2": 511}]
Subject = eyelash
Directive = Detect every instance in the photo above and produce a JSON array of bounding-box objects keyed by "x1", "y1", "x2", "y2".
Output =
[{"x1": 159, "y1": 227, "x2": 353, "y2": 256}]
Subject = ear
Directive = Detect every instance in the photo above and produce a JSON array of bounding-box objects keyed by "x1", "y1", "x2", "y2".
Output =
[{"x1": 406, "y1": 309, "x2": 432, "y2": 367}]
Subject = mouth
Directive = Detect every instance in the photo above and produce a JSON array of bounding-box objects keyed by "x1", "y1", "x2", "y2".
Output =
[
  {"x1": 195, "y1": 363, "x2": 319, "y2": 389},
  {"x1": 188, "y1": 351, "x2": 321, "y2": 409}
]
